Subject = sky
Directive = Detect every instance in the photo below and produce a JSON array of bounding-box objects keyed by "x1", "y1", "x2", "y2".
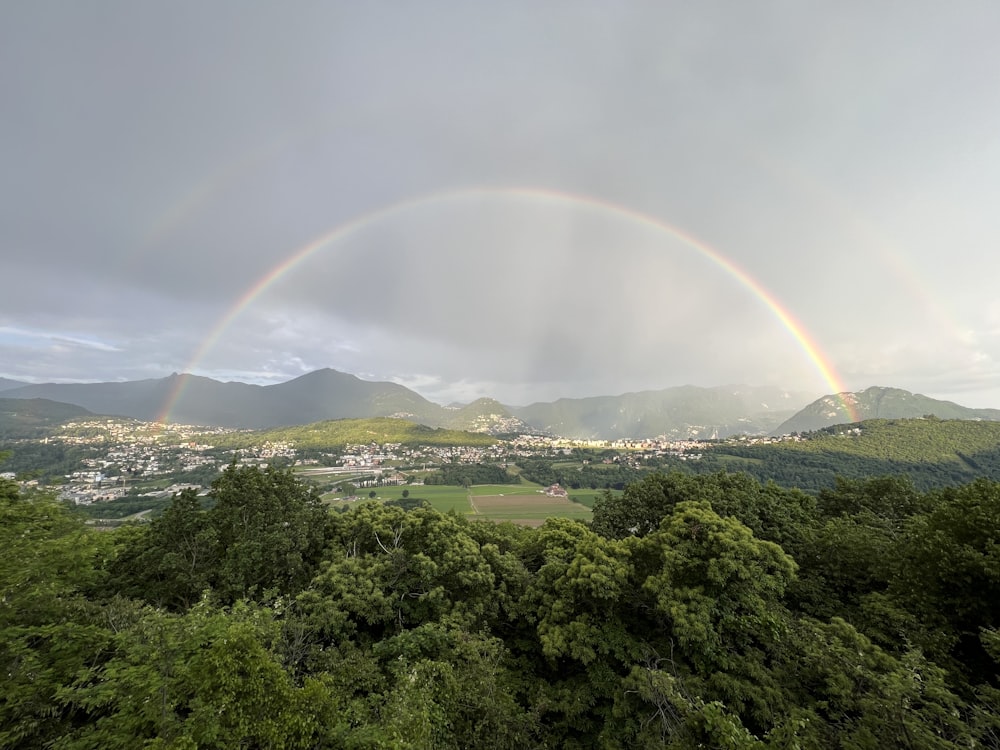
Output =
[{"x1": 3, "y1": 2, "x2": 1000, "y2": 407}]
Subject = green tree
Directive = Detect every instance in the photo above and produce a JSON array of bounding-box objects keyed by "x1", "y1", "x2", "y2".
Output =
[
  {"x1": 299, "y1": 504, "x2": 502, "y2": 646},
  {"x1": 65, "y1": 601, "x2": 330, "y2": 749},
  {"x1": 775, "y1": 617, "x2": 973, "y2": 748},
  {"x1": 891, "y1": 478, "x2": 1000, "y2": 684},
  {"x1": 634, "y1": 501, "x2": 796, "y2": 734},
  {"x1": 106, "y1": 488, "x2": 217, "y2": 610},
  {"x1": 593, "y1": 471, "x2": 814, "y2": 549},
  {"x1": 0, "y1": 483, "x2": 118, "y2": 747},
  {"x1": 208, "y1": 464, "x2": 328, "y2": 603}
]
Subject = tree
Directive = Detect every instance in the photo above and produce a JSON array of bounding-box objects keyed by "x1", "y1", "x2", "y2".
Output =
[
  {"x1": 0, "y1": 484, "x2": 119, "y2": 747},
  {"x1": 106, "y1": 489, "x2": 217, "y2": 610},
  {"x1": 299, "y1": 504, "x2": 502, "y2": 644},
  {"x1": 208, "y1": 464, "x2": 329, "y2": 603},
  {"x1": 776, "y1": 617, "x2": 973, "y2": 748},
  {"x1": 635, "y1": 501, "x2": 796, "y2": 734},
  {"x1": 65, "y1": 602, "x2": 330, "y2": 748},
  {"x1": 592, "y1": 471, "x2": 814, "y2": 549},
  {"x1": 891, "y1": 478, "x2": 1000, "y2": 684}
]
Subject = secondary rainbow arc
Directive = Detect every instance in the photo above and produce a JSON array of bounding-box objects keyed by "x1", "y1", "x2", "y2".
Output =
[{"x1": 157, "y1": 187, "x2": 860, "y2": 424}]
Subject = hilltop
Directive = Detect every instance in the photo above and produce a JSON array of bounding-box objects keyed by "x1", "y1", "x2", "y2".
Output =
[
  {"x1": 773, "y1": 386, "x2": 1000, "y2": 434},
  {"x1": 0, "y1": 398, "x2": 95, "y2": 439}
]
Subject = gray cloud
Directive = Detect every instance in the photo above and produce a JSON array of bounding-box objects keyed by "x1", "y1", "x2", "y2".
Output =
[{"x1": 3, "y1": 2, "x2": 1000, "y2": 407}]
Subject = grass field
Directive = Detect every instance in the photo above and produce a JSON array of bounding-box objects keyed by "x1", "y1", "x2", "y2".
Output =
[{"x1": 326, "y1": 482, "x2": 595, "y2": 525}]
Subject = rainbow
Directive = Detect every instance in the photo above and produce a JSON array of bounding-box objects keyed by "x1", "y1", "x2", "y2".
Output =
[{"x1": 157, "y1": 187, "x2": 860, "y2": 424}]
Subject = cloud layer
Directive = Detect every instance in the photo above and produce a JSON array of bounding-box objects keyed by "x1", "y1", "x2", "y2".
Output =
[{"x1": 3, "y1": 2, "x2": 1000, "y2": 407}]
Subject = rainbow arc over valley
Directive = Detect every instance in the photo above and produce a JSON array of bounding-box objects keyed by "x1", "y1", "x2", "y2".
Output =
[{"x1": 157, "y1": 187, "x2": 861, "y2": 424}]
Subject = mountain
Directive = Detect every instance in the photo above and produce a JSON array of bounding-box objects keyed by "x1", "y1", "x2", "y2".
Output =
[
  {"x1": 0, "y1": 397, "x2": 94, "y2": 439},
  {"x1": 773, "y1": 386, "x2": 1000, "y2": 435},
  {"x1": 1, "y1": 377, "x2": 183, "y2": 422},
  {"x1": 1, "y1": 374, "x2": 814, "y2": 438},
  {"x1": 1, "y1": 370, "x2": 447, "y2": 430},
  {"x1": 512, "y1": 385, "x2": 812, "y2": 440},
  {"x1": 12, "y1": 372, "x2": 998, "y2": 442},
  {"x1": 0, "y1": 377, "x2": 29, "y2": 392}
]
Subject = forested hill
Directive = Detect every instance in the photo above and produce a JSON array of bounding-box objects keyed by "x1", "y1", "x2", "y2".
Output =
[
  {"x1": 210, "y1": 417, "x2": 497, "y2": 449},
  {"x1": 697, "y1": 417, "x2": 1000, "y2": 491},
  {"x1": 0, "y1": 397, "x2": 93, "y2": 439}
]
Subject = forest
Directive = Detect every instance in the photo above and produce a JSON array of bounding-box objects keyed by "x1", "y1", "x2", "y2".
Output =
[
  {"x1": 3, "y1": 464, "x2": 1000, "y2": 748},
  {"x1": 692, "y1": 418, "x2": 1000, "y2": 492}
]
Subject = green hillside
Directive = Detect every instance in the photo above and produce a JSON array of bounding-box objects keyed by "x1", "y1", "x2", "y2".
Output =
[
  {"x1": 0, "y1": 398, "x2": 94, "y2": 439},
  {"x1": 211, "y1": 417, "x2": 497, "y2": 449},
  {"x1": 697, "y1": 417, "x2": 1000, "y2": 491}
]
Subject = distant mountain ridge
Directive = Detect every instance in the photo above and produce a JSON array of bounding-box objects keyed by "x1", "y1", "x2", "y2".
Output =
[
  {"x1": 0, "y1": 377, "x2": 29, "y2": 392},
  {"x1": 4, "y1": 371, "x2": 999, "y2": 440},
  {"x1": 1, "y1": 370, "x2": 445, "y2": 430},
  {"x1": 772, "y1": 386, "x2": 1000, "y2": 434},
  {"x1": 0, "y1": 370, "x2": 811, "y2": 438},
  {"x1": 511, "y1": 385, "x2": 810, "y2": 440}
]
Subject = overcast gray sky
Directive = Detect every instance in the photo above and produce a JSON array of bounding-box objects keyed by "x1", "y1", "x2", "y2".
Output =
[{"x1": 3, "y1": 2, "x2": 1000, "y2": 407}]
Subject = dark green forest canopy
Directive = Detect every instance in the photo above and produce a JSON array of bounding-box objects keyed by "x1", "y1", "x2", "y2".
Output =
[
  {"x1": 423, "y1": 461, "x2": 520, "y2": 486},
  {"x1": 693, "y1": 417, "x2": 1000, "y2": 491},
  {"x1": 3, "y1": 467, "x2": 1000, "y2": 748}
]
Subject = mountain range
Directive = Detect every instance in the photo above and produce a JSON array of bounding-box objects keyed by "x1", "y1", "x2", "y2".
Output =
[{"x1": 2, "y1": 370, "x2": 999, "y2": 439}]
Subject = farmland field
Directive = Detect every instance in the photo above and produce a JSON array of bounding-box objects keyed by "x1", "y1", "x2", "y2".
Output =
[
  {"x1": 469, "y1": 492, "x2": 592, "y2": 526},
  {"x1": 327, "y1": 483, "x2": 595, "y2": 525}
]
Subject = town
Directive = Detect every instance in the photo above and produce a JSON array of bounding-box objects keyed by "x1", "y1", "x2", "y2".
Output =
[{"x1": 0, "y1": 414, "x2": 813, "y2": 518}]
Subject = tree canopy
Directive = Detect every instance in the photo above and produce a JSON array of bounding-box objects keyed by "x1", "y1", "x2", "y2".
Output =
[{"x1": 2, "y1": 468, "x2": 999, "y2": 747}]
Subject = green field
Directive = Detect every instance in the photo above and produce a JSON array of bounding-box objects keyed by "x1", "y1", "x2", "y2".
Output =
[
  {"x1": 328, "y1": 482, "x2": 595, "y2": 524},
  {"x1": 467, "y1": 481, "x2": 543, "y2": 496},
  {"x1": 469, "y1": 493, "x2": 592, "y2": 525}
]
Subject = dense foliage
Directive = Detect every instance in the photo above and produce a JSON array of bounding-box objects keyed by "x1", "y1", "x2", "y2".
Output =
[
  {"x1": 3, "y1": 465, "x2": 1000, "y2": 747},
  {"x1": 518, "y1": 457, "x2": 645, "y2": 490},
  {"x1": 695, "y1": 418, "x2": 1000, "y2": 491},
  {"x1": 423, "y1": 462, "x2": 521, "y2": 486}
]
